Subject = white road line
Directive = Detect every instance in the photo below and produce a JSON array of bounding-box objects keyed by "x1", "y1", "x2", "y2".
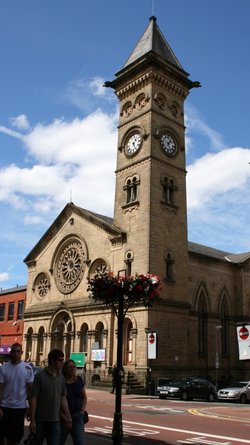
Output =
[{"x1": 90, "y1": 414, "x2": 250, "y2": 443}]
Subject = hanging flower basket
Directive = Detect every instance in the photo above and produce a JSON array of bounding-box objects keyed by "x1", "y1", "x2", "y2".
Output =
[{"x1": 87, "y1": 273, "x2": 162, "y2": 309}]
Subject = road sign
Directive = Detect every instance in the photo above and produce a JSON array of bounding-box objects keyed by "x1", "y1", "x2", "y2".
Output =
[
  {"x1": 149, "y1": 333, "x2": 155, "y2": 344},
  {"x1": 239, "y1": 326, "x2": 249, "y2": 340},
  {"x1": 237, "y1": 325, "x2": 250, "y2": 360},
  {"x1": 147, "y1": 332, "x2": 157, "y2": 359}
]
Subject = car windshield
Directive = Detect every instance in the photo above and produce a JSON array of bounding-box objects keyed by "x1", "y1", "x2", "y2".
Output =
[{"x1": 228, "y1": 382, "x2": 248, "y2": 388}]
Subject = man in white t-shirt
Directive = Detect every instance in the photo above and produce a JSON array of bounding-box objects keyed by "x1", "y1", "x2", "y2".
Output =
[{"x1": 0, "y1": 343, "x2": 34, "y2": 445}]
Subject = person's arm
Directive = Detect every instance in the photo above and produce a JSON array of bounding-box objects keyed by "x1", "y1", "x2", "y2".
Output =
[
  {"x1": 80, "y1": 388, "x2": 87, "y2": 414},
  {"x1": 26, "y1": 382, "x2": 33, "y2": 420},
  {"x1": 61, "y1": 395, "x2": 72, "y2": 430},
  {"x1": 30, "y1": 396, "x2": 37, "y2": 434}
]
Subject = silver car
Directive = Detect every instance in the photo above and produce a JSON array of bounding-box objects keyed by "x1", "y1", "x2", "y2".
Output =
[{"x1": 217, "y1": 381, "x2": 250, "y2": 403}]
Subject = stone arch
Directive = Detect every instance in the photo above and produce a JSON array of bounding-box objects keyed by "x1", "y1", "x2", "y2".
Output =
[
  {"x1": 218, "y1": 287, "x2": 230, "y2": 356},
  {"x1": 123, "y1": 314, "x2": 137, "y2": 365},
  {"x1": 193, "y1": 281, "x2": 211, "y2": 313},
  {"x1": 79, "y1": 322, "x2": 89, "y2": 353},
  {"x1": 49, "y1": 306, "x2": 75, "y2": 358},
  {"x1": 194, "y1": 282, "x2": 210, "y2": 356},
  {"x1": 25, "y1": 327, "x2": 33, "y2": 361}
]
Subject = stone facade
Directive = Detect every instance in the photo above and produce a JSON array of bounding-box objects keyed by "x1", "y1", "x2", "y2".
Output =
[{"x1": 22, "y1": 17, "x2": 250, "y2": 389}]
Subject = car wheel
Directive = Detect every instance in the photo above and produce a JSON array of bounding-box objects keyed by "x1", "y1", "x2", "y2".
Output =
[
  {"x1": 207, "y1": 393, "x2": 214, "y2": 402},
  {"x1": 240, "y1": 393, "x2": 248, "y2": 404},
  {"x1": 159, "y1": 395, "x2": 166, "y2": 399},
  {"x1": 181, "y1": 391, "x2": 189, "y2": 401}
]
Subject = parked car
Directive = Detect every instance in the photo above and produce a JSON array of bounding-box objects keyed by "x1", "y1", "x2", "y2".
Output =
[
  {"x1": 157, "y1": 377, "x2": 217, "y2": 402},
  {"x1": 155, "y1": 378, "x2": 172, "y2": 398},
  {"x1": 217, "y1": 381, "x2": 250, "y2": 404}
]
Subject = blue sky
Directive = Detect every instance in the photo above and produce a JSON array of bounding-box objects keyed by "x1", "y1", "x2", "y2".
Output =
[{"x1": 0, "y1": 0, "x2": 250, "y2": 289}]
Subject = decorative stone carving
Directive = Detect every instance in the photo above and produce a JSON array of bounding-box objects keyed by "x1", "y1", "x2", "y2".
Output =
[
  {"x1": 55, "y1": 239, "x2": 86, "y2": 294},
  {"x1": 89, "y1": 259, "x2": 109, "y2": 278},
  {"x1": 34, "y1": 273, "x2": 50, "y2": 299},
  {"x1": 154, "y1": 92, "x2": 166, "y2": 109}
]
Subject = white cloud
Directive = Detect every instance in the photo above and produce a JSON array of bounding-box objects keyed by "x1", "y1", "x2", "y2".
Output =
[
  {"x1": 10, "y1": 114, "x2": 30, "y2": 131},
  {"x1": 0, "y1": 108, "x2": 117, "y2": 218},
  {"x1": 187, "y1": 147, "x2": 250, "y2": 210},
  {"x1": 0, "y1": 272, "x2": 10, "y2": 282}
]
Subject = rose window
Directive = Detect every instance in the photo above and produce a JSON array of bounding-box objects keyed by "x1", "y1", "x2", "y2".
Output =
[{"x1": 55, "y1": 240, "x2": 86, "y2": 294}]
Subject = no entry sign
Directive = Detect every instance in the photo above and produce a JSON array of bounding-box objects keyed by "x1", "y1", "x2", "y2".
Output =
[
  {"x1": 149, "y1": 333, "x2": 155, "y2": 344},
  {"x1": 237, "y1": 325, "x2": 250, "y2": 360},
  {"x1": 239, "y1": 326, "x2": 249, "y2": 340},
  {"x1": 147, "y1": 332, "x2": 157, "y2": 359}
]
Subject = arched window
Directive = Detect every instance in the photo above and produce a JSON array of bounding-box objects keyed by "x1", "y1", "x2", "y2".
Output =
[
  {"x1": 36, "y1": 326, "x2": 45, "y2": 364},
  {"x1": 80, "y1": 323, "x2": 88, "y2": 353},
  {"x1": 95, "y1": 322, "x2": 104, "y2": 349},
  {"x1": 25, "y1": 328, "x2": 33, "y2": 361},
  {"x1": 124, "y1": 320, "x2": 133, "y2": 365},
  {"x1": 165, "y1": 253, "x2": 174, "y2": 281},
  {"x1": 198, "y1": 293, "x2": 207, "y2": 355},
  {"x1": 125, "y1": 251, "x2": 134, "y2": 276},
  {"x1": 124, "y1": 176, "x2": 140, "y2": 204},
  {"x1": 162, "y1": 177, "x2": 175, "y2": 205},
  {"x1": 220, "y1": 296, "x2": 229, "y2": 356}
]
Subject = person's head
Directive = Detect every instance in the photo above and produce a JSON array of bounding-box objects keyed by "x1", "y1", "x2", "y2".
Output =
[
  {"x1": 10, "y1": 343, "x2": 22, "y2": 364},
  {"x1": 62, "y1": 359, "x2": 76, "y2": 378},
  {"x1": 48, "y1": 349, "x2": 64, "y2": 370}
]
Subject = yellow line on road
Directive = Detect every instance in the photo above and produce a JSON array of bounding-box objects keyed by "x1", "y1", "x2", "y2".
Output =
[{"x1": 189, "y1": 408, "x2": 250, "y2": 423}]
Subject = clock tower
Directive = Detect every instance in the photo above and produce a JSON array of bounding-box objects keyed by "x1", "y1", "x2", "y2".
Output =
[{"x1": 106, "y1": 17, "x2": 200, "y2": 304}]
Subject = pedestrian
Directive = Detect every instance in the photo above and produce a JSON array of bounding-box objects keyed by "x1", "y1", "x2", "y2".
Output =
[
  {"x1": 60, "y1": 359, "x2": 87, "y2": 445},
  {"x1": 0, "y1": 342, "x2": 34, "y2": 445},
  {"x1": 30, "y1": 349, "x2": 72, "y2": 445}
]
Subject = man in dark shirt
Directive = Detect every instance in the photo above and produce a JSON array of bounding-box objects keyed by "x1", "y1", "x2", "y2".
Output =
[{"x1": 30, "y1": 349, "x2": 71, "y2": 445}]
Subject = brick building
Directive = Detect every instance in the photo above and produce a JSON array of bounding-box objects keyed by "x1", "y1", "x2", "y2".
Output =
[
  {"x1": 0, "y1": 285, "x2": 26, "y2": 362},
  {"x1": 21, "y1": 17, "x2": 250, "y2": 388}
]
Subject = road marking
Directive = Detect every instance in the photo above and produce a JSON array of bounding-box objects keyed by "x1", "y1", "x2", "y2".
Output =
[
  {"x1": 86, "y1": 425, "x2": 159, "y2": 437},
  {"x1": 189, "y1": 408, "x2": 250, "y2": 424},
  {"x1": 178, "y1": 439, "x2": 231, "y2": 445},
  {"x1": 90, "y1": 414, "x2": 250, "y2": 443}
]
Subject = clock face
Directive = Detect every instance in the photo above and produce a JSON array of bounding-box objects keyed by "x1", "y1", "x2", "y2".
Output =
[
  {"x1": 160, "y1": 133, "x2": 177, "y2": 156},
  {"x1": 126, "y1": 133, "x2": 142, "y2": 156}
]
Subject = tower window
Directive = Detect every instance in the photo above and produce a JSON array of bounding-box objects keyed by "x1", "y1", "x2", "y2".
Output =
[
  {"x1": 124, "y1": 175, "x2": 140, "y2": 205},
  {"x1": 165, "y1": 253, "x2": 174, "y2": 282},
  {"x1": 125, "y1": 250, "x2": 134, "y2": 276},
  {"x1": 162, "y1": 177, "x2": 175, "y2": 205}
]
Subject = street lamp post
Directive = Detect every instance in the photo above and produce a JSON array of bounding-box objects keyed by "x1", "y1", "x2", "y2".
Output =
[
  {"x1": 215, "y1": 325, "x2": 222, "y2": 388},
  {"x1": 112, "y1": 291, "x2": 124, "y2": 445}
]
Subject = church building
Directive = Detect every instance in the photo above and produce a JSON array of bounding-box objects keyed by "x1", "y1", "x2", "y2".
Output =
[{"x1": 22, "y1": 16, "x2": 250, "y2": 389}]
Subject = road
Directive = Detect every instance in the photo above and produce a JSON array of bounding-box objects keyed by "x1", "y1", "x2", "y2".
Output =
[{"x1": 85, "y1": 389, "x2": 250, "y2": 444}]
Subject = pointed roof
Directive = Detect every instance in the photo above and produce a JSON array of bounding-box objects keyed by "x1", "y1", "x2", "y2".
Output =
[
  {"x1": 123, "y1": 16, "x2": 183, "y2": 71},
  {"x1": 24, "y1": 202, "x2": 125, "y2": 264}
]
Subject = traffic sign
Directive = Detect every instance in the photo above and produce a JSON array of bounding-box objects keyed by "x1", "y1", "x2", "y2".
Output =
[
  {"x1": 237, "y1": 324, "x2": 250, "y2": 360},
  {"x1": 149, "y1": 333, "x2": 155, "y2": 344},
  {"x1": 239, "y1": 326, "x2": 249, "y2": 340},
  {"x1": 147, "y1": 332, "x2": 157, "y2": 359}
]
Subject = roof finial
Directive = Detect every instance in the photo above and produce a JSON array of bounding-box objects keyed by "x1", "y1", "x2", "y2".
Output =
[{"x1": 152, "y1": 0, "x2": 154, "y2": 16}]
